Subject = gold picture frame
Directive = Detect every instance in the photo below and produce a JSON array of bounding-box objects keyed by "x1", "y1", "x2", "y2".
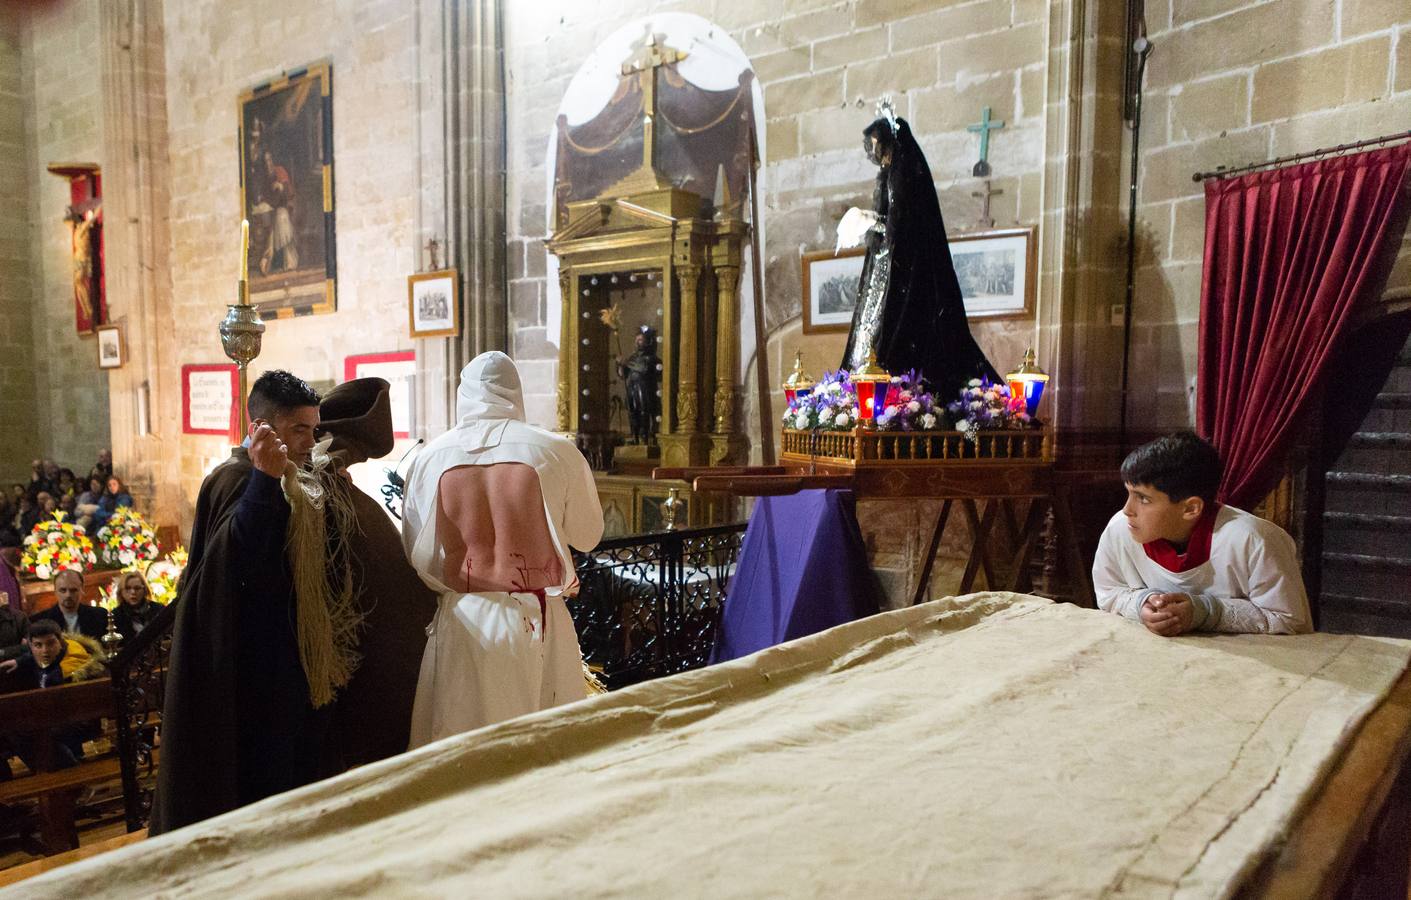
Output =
[
  {"x1": 238, "y1": 61, "x2": 336, "y2": 319},
  {"x1": 948, "y1": 226, "x2": 1037, "y2": 319},
  {"x1": 801, "y1": 247, "x2": 865, "y2": 334},
  {"x1": 408, "y1": 268, "x2": 461, "y2": 338}
]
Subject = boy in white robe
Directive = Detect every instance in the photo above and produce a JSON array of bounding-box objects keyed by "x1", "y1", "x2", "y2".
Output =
[
  {"x1": 1092, "y1": 431, "x2": 1312, "y2": 636},
  {"x1": 402, "y1": 352, "x2": 604, "y2": 747}
]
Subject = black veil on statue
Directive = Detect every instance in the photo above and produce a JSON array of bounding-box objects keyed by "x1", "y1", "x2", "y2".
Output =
[{"x1": 840, "y1": 114, "x2": 999, "y2": 398}]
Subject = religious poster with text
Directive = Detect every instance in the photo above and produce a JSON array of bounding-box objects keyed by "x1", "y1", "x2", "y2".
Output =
[
  {"x1": 345, "y1": 351, "x2": 415, "y2": 438},
  {"x1": 183, "y1": 364, "x2": 239, "y2": 437}
]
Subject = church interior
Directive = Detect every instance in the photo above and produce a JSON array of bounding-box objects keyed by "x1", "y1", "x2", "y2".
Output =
[{"x1": 2, "y1": 0, "x2": 1411, "y2": 893}]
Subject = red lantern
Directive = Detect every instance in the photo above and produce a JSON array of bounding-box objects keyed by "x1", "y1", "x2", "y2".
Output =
[
  {"x1": 851, "y1": 351, "x2": 891, "y2": 424},
  {"x1": 1005, "y1": 347, "x2": 1050, "y2": 418}
]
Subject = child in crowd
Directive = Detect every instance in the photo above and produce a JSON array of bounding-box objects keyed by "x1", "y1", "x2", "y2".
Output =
[{"x1": 1092, "y1": 431, "x2": 1312, "y2": 636}]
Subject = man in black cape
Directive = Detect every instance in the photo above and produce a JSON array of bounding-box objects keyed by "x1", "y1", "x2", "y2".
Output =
[
  {"x1": 314, "y1": 377, "x2": 438, "y2": 770},
  {"x1": 840, "y1": 112, "x2": 999, "y2": 398},
  {"x1": 151, "y1": 371, "x2": 326, "y2": 835}
]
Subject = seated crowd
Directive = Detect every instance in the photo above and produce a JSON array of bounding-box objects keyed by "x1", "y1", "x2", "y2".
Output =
[
  {"x1": 0, "y1": 450, "x2": 129, "y2": 551},
  {"x1": 0, "y1": 449, "x2": 138, "y2": 786}
]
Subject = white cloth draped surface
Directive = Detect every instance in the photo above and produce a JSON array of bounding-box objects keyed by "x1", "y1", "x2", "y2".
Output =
[
  {"x1": 18, "y1": 592, "x2": 1411, "y2": 899},
  {"x1": 400, "y1": 351, "x2": 603, "y2": 746}
]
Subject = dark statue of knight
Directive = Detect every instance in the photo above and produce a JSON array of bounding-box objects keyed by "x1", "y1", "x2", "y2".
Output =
[
  {"x1": 840, "y1": 112, "x2": 1000, "y2": 398},
  {"x1": 617, "y1": 325, "x2": 661, "y2": 445}
]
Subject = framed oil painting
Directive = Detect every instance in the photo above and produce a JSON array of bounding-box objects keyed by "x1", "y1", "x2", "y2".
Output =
[
  {"x1": 801, "y1": 247, "x2": 865, "y2": 334},
  {"x1": 96, "y1": 324, "x2": 123, "y2": 369},
  {"x1": 239, "y1": 61, "x2": 336, "y2": 319},
  {"x1": 948, "y1": 226, "x2": 1036, "y2": 318},
  {"x1": 408, "y1": 269, "x2": 460, "y2": 338}
]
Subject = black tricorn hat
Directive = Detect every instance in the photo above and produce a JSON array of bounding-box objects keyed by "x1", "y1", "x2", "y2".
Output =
[{"x1": 318, "y1": 377, "x2": 394, "y2": 464}]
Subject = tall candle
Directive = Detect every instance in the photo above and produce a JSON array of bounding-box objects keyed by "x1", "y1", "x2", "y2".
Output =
[{"x1": 240, "y1": 219, "x2": 249, "y2": 283}]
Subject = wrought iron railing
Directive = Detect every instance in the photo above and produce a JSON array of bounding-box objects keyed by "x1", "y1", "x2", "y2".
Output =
[
  {"x1": 108, "y1": 599, "x2": 176, "y2": 832},
  {"x1": 570, "y1": 521, "x2": 747, "y2": 690}
]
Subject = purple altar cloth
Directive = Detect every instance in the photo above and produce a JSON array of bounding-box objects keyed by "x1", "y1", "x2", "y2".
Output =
[{"x1": 710, "y1": 489, "x2": 880, "y2": 664}]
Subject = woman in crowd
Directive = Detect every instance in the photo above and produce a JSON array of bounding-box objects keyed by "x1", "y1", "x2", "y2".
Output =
[
  {"x1": 93, "y1": 476, "x2": 133, "y2": 531},
  {"x1": 113, "y1": 570, "x2": 159, "y2": 643},
  {"x1": 75, "y1": 475, "x2": 104, "y2": 529}
]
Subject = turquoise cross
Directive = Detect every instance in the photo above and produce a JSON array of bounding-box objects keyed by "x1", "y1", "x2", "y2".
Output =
[{"x1": 967, "y1": 106, "x2": 1006, "y2": 177}]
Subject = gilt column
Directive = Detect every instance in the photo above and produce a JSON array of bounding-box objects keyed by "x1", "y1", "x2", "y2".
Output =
[
  {"x1": 675, "y1": 264, "x2": 701, "y2": 432},
  {"x1": 710, "y1": 263, "x2": 748, "y2": 465},
  {"x1": 557, "y1": 270, "x2": 572, "y2": 432}
]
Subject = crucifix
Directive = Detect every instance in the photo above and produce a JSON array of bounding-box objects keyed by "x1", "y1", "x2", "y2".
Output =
[
  {"x1": 971, "y1": 180, "x2": 1003, "y2": 229},
  {"x1": 426, "y1": 236, "x2": 441, "y2": 271},
  {"x1": 620, "y1": 29, "x2": 688, "y2": 174},
  {"x1": 967, "y1": 106, "x2": 1006, "y2": 177}
]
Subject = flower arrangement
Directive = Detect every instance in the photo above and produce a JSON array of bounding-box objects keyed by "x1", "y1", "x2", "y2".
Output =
[
  {"x1": 20, "y1": 511, "x2": 97, "y2": 581},
  {"x1": 143, "y1": 550, "x2": 187, "y2": 606},
  {"x1": 873, "y1": 370, "x2": 946, "y2": 432},
  {"x1": 946, "y1": 378, "x2": 1035, "y2": 439},
  {"x1": 95, "y1": 507, "x2": 162, "y2": 569},
  {"x1": 781, "y1": 370, "x2": 860, "y2": 431}
]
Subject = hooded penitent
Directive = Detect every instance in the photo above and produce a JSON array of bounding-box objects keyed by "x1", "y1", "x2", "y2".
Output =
[
  {"x1": 840, "y1": 115, "x2": 999, "y2": 397},
  {"x1": 400, "y1": 352, "x2": 604, "y2": 745}
]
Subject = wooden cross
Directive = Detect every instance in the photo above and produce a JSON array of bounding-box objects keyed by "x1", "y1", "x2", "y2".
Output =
[
  {"x1": 426, "y1": 236, "x2": 440, "y2": 271},
  {"x1": 971, "y1": 180, "x2": 1003, "y2": 229},
  {"x1": 967, "y1": 106, "x2": 1006, "y2": 177},
  {"x1": 620, "y1": 29, "x2": 688, "y2": 172}
]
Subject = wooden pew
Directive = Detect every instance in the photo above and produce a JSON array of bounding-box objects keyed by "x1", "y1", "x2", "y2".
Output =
[{"x1": 0, "y1": 679, "x2": 117, "y2": 853}]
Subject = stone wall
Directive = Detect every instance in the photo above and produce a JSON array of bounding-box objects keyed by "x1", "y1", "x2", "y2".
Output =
[
  {"x1": 161, "y1": 0, "x2": 421, "y2": 526},
  {"x1": 1131, "y1": 0, "x2": 1411, "y2": 429},
  {"x1": 0, "y1": 13, "x2": 36, "y2": 485},
  {"x1": 503, "y1": 0, "x2": 1052, "y2": 437},
  {"x1": 14, "y1": 1, "x2": 111, "y2": 480}
]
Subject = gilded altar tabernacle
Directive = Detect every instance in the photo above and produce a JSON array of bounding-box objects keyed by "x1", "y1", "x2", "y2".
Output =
[{"x1": 546, "y1": 32, "x2": 757, "y2": 533}]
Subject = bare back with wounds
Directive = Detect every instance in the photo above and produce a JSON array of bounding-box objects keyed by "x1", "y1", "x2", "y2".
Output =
[{"x1": 436, "y1": 463, "x2": 562, "y2": 594}]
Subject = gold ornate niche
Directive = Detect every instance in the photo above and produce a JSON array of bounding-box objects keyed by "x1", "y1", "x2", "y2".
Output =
[{"x1": 547, "y1": 31, "x2": 755, "y2": 497}]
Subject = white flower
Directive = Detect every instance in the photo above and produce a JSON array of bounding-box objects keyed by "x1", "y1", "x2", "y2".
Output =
[
  {"x1": 48, "y1": 533, "x2": 59, "y2": 544},
  {"x1": 34, "y1": 564, "x2": 50, "y2": 580},
  {"x1": 920, "y1": 413, "x2": 937, "y2": 429},
  {"x1": 984, "y1": 391, "x2": 998, "y2": 402},
  {"x1": 794, "y1": 413, "x2": 811, "y2": 429},
  {"x1": 119, "y1": 550, "x2": 135, "y2": 565},
  {"x1": 956, "y1": 419, "x2": 972, "y2": 433},
  {"x1": 969, "y1": 400, "x2": 983, "y2": 410},
  {"x1": 818, "y1": 408, "x2": 834, "y2": 424},
  {"x1": 967, "y1": 378, "x2": 982, "y2": 388},
  {"x1": 907, "y1": 400, "x2": 921, "y2": 413},
  {"x1": 835, "y1": 413, "x2": 851, "y2": 428},
  {"x1": 884, "y1": 405, "x2": 899, "y2": 417}
]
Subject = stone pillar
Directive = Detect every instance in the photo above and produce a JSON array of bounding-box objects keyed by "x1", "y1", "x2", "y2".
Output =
[
  {"x1": 414, "y1": 0, "x2": 507, "y2": 438},
  {"x1": 98, "y1": 0, "x2": 179, "y2": 527}
]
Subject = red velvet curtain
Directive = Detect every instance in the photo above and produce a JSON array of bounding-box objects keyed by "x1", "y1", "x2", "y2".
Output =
[{"x1": 1196, "y1": 144, "x2": 1411, "y2": 509}]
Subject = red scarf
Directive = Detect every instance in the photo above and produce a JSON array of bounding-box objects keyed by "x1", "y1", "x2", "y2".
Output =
[{"x1": 1143, "y1": 505, "x2": 1221, "y2": 573}]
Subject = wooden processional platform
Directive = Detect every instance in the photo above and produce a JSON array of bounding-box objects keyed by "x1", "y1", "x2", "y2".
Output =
[{"x1": 656, "y1": 427, "x2": 1096, "y2": 608}]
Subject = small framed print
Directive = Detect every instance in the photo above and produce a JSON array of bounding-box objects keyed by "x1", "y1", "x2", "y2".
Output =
[
  {"x1": 801, "y1": 248, "x2": 865, "y2": 334},
  {"x1": 408, "y1": 268, "x2": 460, "y2": 338},
  {"x1": 948, "y1": 226, "x2": 1037, "y2": 318},
  {"x1": 96, "y1": 324, "x2": 123, "y2": 369}
]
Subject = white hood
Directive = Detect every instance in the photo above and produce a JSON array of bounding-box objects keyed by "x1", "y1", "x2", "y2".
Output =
[{"x1": 454, "y1": 351, "x2": 526, "y2": 452}]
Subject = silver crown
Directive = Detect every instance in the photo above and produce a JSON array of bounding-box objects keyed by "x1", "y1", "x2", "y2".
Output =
[{"x1": 875, "y1": 96, "x2": 898, "y2": 133}]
